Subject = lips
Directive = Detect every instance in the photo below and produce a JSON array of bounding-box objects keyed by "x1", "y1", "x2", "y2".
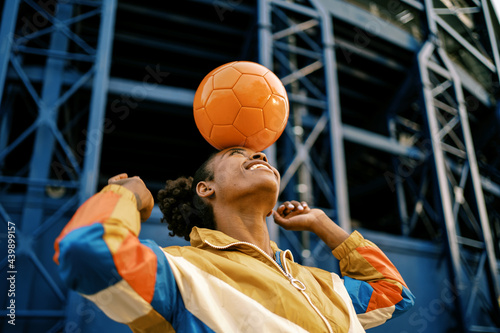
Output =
[
  {"x1": 249, "y1": 163, "x2": 272, "y2": 171},
  {"x1": 244, "y1": 160, "x2": 280, "y2": 182},
  {"x1": 245, "y1": 161, "x2": 273, "y2": 172}
]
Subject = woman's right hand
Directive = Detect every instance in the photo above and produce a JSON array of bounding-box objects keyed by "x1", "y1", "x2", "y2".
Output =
[{"x1": 108, "y1": 173, "x2": 154, "y2": 222}]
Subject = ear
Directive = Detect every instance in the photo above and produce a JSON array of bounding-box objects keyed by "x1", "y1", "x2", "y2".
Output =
[{"x1": 196, "y1": 181, "x2": 215, "y2": 198}]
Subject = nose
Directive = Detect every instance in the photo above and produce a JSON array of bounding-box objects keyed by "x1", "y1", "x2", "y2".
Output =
[{"x1": 250, "y1": 152, "x2": 268, "y2": 163}]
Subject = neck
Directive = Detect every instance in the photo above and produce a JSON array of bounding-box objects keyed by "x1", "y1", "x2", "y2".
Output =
[{"x1": 214, "y1": 204, "x2": 274, "y2": 257}]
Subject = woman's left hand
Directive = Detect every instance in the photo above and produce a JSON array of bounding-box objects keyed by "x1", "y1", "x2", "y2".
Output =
[
  {"x1": 274, "y1": 200, "x2": 350, "y2": 250},
  {"x1": 273, "y1": 201, "x2": 323, "y2": 232}
]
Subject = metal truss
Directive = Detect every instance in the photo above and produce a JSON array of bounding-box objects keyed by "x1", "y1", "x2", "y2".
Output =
[
  {"x1": 419, "y1": 45, "x2": 500, "y2": 330},
  {"x1": 417, "y1": 0, "x2": 500, "y2": 330},
  {"x1": 0, "y1": 0, "x2": 116, "y2": 332}
]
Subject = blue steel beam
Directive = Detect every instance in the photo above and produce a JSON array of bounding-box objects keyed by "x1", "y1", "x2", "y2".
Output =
[
  {"x1": 23, "y1": 0, "x2": 97, "y2": 55},
  {"x1": 316, "y1": 0, "x2": 420, "y2": 51},
  {"x1": 272, "y1": 7, "x2": 322, "y2": 53},
  {"x1": 113, "y1": 33, "x2": 231, "y2": 62},
  {"x1": 79, "y1": 0, "x2": 117, "y2": 202},
  {"x1": 0, "y1": 0, "x2": 21, "y2": 107},
  {"x1": 189, "y1": 0, "x2": 255, "y2": 14},
  {"x1": 312, "y1": 0, "x2": 351, "y2": 232},
  {"x1": 14, "y1": 45, "x2": 96, "y2": 62},
  {"x1": 6, "y1": 66, "x2": 197, "y2": 107},
  {"x1": 454, "y1": 65, "x2": 494, "y2": 108},
  {"x1": 402, "y1": 0, "x2": 424, "y2": 11},
  {"x1": 108, "y1": 78, "x2": 195, "y2": 108},
  {"x1": 118, "y1": 3, "x2": 246, "y2": 36},
  {"x1": 0, "y1": 86, "x2": 15, "y2": 162},
  {"x1": 343, "y1": 124, "x2": 425, "y2": 160},
  {"x1": 258, "y1": 0, "x2": 281, "y2": 243},
  {"x1": 269, "y1": 0, "x2": 320, "y2": 18},
  {"x1": 434, "y1": 15, "x2": 496, "y2": 72},
  {"x1": 278, "y1": 113, "x2": 329, "y2": 194},
  {"x1": 482, "y1": 0, "x2": 500, "y2": 83},
  {"x1": 419, "y1": 39, "x2": 469, "y2": 331}
]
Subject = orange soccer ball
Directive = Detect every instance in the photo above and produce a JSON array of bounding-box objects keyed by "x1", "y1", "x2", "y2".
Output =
[{"x1": 193, "y1": 61, "x2": 289, "y2": 151}]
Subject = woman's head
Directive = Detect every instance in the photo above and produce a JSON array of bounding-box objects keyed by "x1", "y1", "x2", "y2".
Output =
[{"x1": 158, "y1": 147, "x2": 280, "y2": 240}]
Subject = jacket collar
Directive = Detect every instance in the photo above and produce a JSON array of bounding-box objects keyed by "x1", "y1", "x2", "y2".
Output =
[{"x1": 189, "y1": 226, "x2": 281, "y2": 255}]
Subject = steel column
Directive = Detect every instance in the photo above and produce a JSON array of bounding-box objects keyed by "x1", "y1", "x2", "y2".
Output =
[
  {"x1": 481, "y1": 0, "x2": 500, "y2": 83},
  {"x1": 419, "y1": 41, "x2": 467, "y2": 330},
  {"x1": 0, "y1": 0, "x2": 21, "y2": 106},
  {"x1": 79, "y1": 0, "x2": 117, "y2": 203},
  {"x1": 312, "y1": 0, "x2": 351, "y2": 233},
  {"x1": 258, "y1": 0, "x2": 280, "y2": 243}
]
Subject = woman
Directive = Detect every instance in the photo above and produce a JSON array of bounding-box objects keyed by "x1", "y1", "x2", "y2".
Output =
[{"x1": 54, "y1": 147, "x2": 414, "y2": 332}]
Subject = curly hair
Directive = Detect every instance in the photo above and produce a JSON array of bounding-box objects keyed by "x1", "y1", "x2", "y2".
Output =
[{"x1": 157, "y1": 154, "x2": 217, "y2": 241}]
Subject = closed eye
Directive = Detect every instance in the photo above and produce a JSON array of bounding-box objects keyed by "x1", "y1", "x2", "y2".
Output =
[{"x1": 230, "y1": 149, "x2": 246, "y2": 156}]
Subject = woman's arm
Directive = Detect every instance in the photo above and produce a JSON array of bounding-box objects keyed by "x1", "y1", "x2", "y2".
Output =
[
  {"x1": 273, "y1": 201, "x2": 415, "y2": 329},
  {"x1": 53, "y1": 175, "x2": 177, "y2": 331}
]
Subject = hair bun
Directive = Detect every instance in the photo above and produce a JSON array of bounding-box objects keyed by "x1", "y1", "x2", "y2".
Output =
[
  {"x1": 158, "y1": 154, "x2": 217, "y2": 241},
  {"x1": 158, "y1": 177, "x2": 198, "y2": 240}
]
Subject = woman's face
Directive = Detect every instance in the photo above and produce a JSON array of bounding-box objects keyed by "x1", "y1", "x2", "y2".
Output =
[{"x1": 208, "y1": 147, "x2": 281, "y2": 203}]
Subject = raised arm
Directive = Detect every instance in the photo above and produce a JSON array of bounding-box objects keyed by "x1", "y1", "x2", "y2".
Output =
[
  {"x1": 273, "y1": 200, "x2": 415, "y2": 329},
  {"x1": 53, "y1": 175, "x2": 177, "y2": 331}
]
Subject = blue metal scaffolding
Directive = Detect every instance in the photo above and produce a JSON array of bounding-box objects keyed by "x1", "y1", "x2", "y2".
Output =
[{"x1": 1, "y1": 0, "x2": 500, "y2": 332}]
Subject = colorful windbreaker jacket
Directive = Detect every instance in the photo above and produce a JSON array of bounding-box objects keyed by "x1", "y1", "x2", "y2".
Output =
[{"x1": 53, "y1": 184, "x2": 415, "y2": 333}]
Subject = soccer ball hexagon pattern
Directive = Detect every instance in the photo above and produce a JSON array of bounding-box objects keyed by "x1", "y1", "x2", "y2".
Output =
[{"x1": 193, "y1": 61, "x2": 289, "y2": 151}]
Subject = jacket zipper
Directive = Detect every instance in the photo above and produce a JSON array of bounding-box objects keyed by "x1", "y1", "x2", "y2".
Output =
[{"x1": 204, "y1": 240, "x2": 334, "y2": 333}]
